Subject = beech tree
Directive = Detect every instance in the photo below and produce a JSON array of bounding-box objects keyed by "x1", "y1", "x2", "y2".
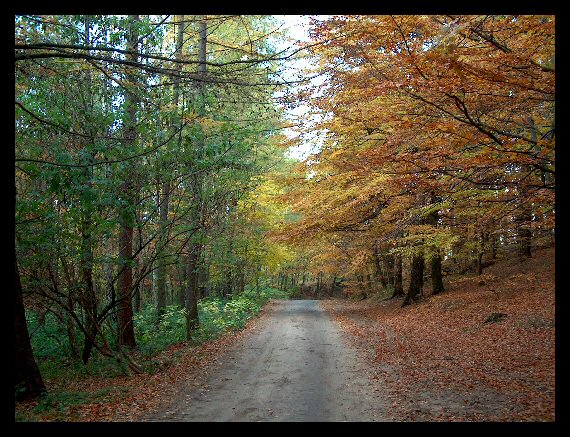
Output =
[
  {"x1": 275, "y1": 15, "x2": 554, "y2": 299},
  {"x1": 15, "y1": 14, "x2": 555, "y2": 402}
]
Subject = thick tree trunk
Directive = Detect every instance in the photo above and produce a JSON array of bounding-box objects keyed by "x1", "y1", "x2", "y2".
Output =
[
  {"x1": 391, "y1": 254, "x2": 404, "y2": 298},
  {"x1": 431, "y1": 252, "x2": 445, "y2": 295},
  {"x1": 118, "y1": 214, "x2": 136, "y2": 347},
  {"x1": 475, "y1": 250, "x2": 483, "y2": 275},
  {"x1": 402, "y1": 252, "x2": 424, "y2": 306},
  {"x1": 15, "y1": 258, "x2": 46, "y2": 400},
  {"x1": 184, "y1": 15, "x2": 208, "y2": 337},
  {"x1": 517, "y1": 216, "x2": 532, "y2": 259},
  {"x1": 117, "y1": 14, "x2": 139, "y2": 349}
]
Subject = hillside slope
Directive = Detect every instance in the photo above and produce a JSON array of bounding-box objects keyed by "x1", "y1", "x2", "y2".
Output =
[{"x1": 323, "y1": 246, "x2": 556, "y2": 421}]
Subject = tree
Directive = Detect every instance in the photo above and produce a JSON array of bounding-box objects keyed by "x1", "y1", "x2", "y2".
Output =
[
  {"x1": 156, "y1": 15, "x2": 185, "y2": 319},
  {"x1": 14, "y1": 256, "x2": 46, "y2": 400},
  {"x1": 275, "y1": 15, "x2": 554, "y2": 303},
  {"x1": 117, "y1": 15, "x2": 140, "y2": 348},
  {"x1": 15, "y1": 14, "x2": 297, "y2": 377}
]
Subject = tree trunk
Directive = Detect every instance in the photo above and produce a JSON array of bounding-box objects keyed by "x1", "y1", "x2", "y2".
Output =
[
  {"x1": 402, "y1": 252, "x2": 424, "y2": 306},
  {"x1": 517, "y1": 215, "x2": 532, "y2": 259},
  {"x1": 373, "y1": 245, "x2": 388, "y2": 289},
  {"x1": 186, "y1": 245, "x2": 200, "y2": 338},
  {"x1": 178, "y1": 256, "x2": 187, "y2": 307},
  {"x1": 155, "y1": 181, "x2": 169, "y2": 315},
  {"x1": 430, "y1": 252, "x2": 445, "y2": 295},
  {"x1": 79, "y1": 16, "x2": 98, "y2": 364},
  {"x1": 517, "y1": 117, "x2": 535, "y2": 260},
  {"x1": 117, "y1": 214, "x2": 136, "y2": 347},
  {"x1": 80, "y1": 251, "x2": 97, "y2": 363},
  {"x1": 117, "y1": 14, "x2": 139, "y2": 349},
  {"x1": 157, "y1": 14, "x2": 184, "y2": 317},
  {"x1": 385, "y1": 254, "x2": 395, "y2": 288},
  {"x1": 184, "y1": 15, "x2": 208, "y2": 337},
  {"x1": 490, "y1": 230, "x2": 497, "y2": 260},
  {"x1": 391, "y1": 254, "x2": 404, "y2": 298},
  {"x1": 15, "y1": 258, "x2": 46, "y2": 400},
  {"x1": 65, "y1": 294, "x2": 80, "y2": 359},
  {"x1": 79, "y1": 178, "x2": 97, "y2": 362}
]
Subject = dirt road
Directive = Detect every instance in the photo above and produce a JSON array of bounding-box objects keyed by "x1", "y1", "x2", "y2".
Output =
[{"x1": 147, "y1": 300, "x2": 390, "y2": 422}]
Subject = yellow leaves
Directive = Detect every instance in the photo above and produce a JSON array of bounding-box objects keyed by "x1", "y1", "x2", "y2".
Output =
[
  {"x1": 272, "y1": 14, "x2": 555, "y2": 277},
  {"x1": 182, "y1": 112, "x2": 199, "y2": 123},
  {"x1": 15, "y1": 82, "x2": 28, "y2": 95},
  {"x1": 196, "y1": 116, "x2": 225, "y2": 132}
]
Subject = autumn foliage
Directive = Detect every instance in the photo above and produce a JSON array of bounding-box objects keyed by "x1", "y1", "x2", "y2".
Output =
[
  {"x1": 323, "y1": 246, "x2": 555, "y2": 421},
  {"x1": 15, "y1": 14, "x2": 555, "y2": 422},
  {"x1": 276, "y1": 15, "x2": 554, "y2": 301}
]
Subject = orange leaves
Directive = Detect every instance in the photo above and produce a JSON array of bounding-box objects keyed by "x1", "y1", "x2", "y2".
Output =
[
  {"x1": 322, "y1": 246, "x2": 554, "y2": 421},
  {"x1": 274, "y1": 15, "x2": 555, "y2": 283}
]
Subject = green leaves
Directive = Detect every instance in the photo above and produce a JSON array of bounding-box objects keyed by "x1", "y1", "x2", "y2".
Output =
[{"x1": 16, "y1": 14, "x2": 299, "y2": 380}]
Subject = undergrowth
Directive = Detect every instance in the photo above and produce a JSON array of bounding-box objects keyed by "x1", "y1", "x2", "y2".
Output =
[{"x1": 17, "y1": 286, "x2": 292, "y2": 421}]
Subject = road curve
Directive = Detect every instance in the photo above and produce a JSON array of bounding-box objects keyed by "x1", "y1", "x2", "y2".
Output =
[{"x1": 148, "y1": 299, "x2": 389, "y2": 422}]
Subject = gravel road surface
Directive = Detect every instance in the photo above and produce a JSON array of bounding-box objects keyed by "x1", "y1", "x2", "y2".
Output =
[{"x1": 148, "y1": 299, "x2": 389, "y2": 422}]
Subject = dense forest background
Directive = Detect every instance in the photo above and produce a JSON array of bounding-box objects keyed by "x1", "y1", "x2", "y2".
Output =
[{"x1": 15, "y1": 14, "x2": 554, "y2": 416}]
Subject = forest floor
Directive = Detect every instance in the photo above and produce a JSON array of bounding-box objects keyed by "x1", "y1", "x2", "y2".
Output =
[
  {"x1": 15, "y1": 247, "x2": 555, "y2": 422},
  {"x1": 322, "y1": 246, "x2": 556, "y2": 421},
  {"x1": 15, "y1": 309, "x2": 268, "y2": 422}
]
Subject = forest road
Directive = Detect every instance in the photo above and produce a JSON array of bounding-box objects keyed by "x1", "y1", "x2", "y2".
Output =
[{"x1": 147, "y1": 299, "x2": 390, "y2": 422}]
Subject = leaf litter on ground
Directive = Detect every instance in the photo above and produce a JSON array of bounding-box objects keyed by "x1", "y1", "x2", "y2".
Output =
[{"x1": 322, "y1": 246, "x2": 555, "y2": 422}]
